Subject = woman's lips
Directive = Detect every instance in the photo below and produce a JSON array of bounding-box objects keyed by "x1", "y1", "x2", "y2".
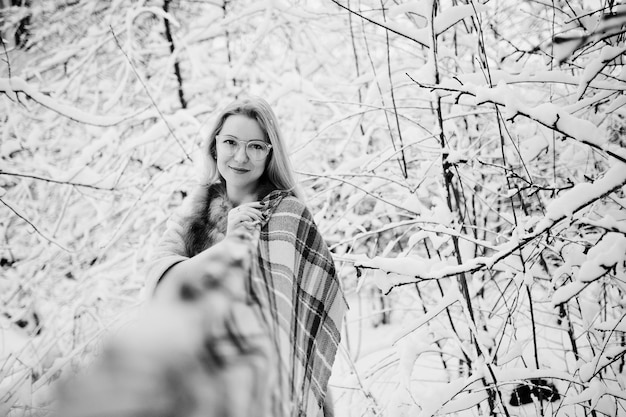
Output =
[{"x1": 230, "y1": 166, "x2": 250, "y2": 173}]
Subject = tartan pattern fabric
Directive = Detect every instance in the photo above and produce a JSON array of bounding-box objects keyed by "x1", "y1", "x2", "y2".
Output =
[
  {"x1": 145, "y1": 184, "x2": 346, "y2": 417},
  {"x1": 250, "y1": 191, "x2": 346, "y2": 417}
]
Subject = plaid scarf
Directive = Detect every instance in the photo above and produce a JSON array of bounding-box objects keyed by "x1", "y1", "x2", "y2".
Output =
[
  {"x1": 250, "y1": 190, "x2": 347, "y2": 417},
  {"x1": 145, "y1": 183, "x2": 346, "y2": 416}
]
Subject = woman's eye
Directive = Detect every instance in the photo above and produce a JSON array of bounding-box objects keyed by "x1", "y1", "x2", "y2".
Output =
[
  {"x1": 224, "y1": 139, "x2": 237, "y2": 146},
  {"x1": 250, "y1": 143, "x2": 264, "y2": 150}
]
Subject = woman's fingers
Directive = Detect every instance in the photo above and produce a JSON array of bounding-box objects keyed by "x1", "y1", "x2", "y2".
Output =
[
  {"x1": 226, "y1": 202, "x2": 266, "y2": 236},
  {"x1": 233, "y1": 201, "x2": 264, "y2": 211},
  {"x1": 239, "y1": 210, "x2": 263, "y2": 222},
  {"x1": 231, "y1": 204, "x2": 264, "y2": 221},
  {"x1": 229, "y1": 212, "x2": 261, "y2": 226}
]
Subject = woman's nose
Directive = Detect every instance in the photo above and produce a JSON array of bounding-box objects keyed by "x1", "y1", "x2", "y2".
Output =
[{"x1": 233, "y1": 143, "x2": 249, "y2": 162}]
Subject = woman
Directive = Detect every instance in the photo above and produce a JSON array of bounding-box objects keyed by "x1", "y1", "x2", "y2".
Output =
[{"x1": 145, "y1": 96, "x2": 346, "y2": 417}]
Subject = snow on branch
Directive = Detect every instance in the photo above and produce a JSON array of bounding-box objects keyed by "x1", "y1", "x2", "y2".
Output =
[
  {"x1": 0, "y1": 170, "x2": 116, "y2": 191},
  {"x1": 329, "y1": 0, "x2": 428, "y2": 47},
  {"x1": 552, "y1": 9, "x2": 626, "y2": 64},
  {"x1": 331, "y1": 218, "x2": 499, "y2": 252},
  {"x1": 432, "y1": 4, "x2": 488, "y2": 35},
  {"x1": 563, "y1": 379, "x2": 626, "y2": 407},
  {"x1": 577, "y1": 215, "x2": 626, "y2": 234},
  {"x1": 538, "y1": 164, "x2": 626, "y2": 227},
  {"x1": 393, "y1": 290, "x2": 459, "y2": 344},
  {"x1": 349, "y1": 164, "x2": 626, "y2": 290},
  {"x1": 408, "y1": 75, "x2": 626, "y2": 164},
  {"x1": 575, "y1": 233, "x2": 625, "y2": 284},
  {"x1": 578, "y1": 346, "x2": 626, "y2": 383},
  {"x1": 576, "y1": 45, "x2": 626, "y2": 99},
  {"x1": 331, "y1": 1, "x2": 486, "y2": 49},
  {"x1": 414, "y1": 366, "x2": 577, "y2": 417},
  {"x1": 0, "y1": 197, "x2": 69, "y2": 252},
  {"x1": 456, "y1": 69, "x2": 624, "y2": 92},
  {"x1": 595, "y1": 318, "x2": 626, "y2": 333},
  {"x1": 551, "y1": 232, "x2": 626, "y2": 306},
  {"x1": 415, "y1": 374, "x2": 485, "y2": 417},
  {"x1": 0, "y1": 77, "x2": 138, "y2": 126}
]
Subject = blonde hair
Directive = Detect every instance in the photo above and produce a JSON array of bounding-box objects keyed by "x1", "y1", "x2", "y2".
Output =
[{"x1": 203, "y1": 96, "x2": 304, "y2": 201}]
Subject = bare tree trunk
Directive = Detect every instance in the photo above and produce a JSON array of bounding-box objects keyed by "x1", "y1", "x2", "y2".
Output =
[{"x1": 163, "y1": 0, "x2": 187, "y2": 109}]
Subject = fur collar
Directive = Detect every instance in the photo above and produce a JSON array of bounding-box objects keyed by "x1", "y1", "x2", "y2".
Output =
[{"x1": 183, "y1": 180, "x2": 285, "y2": 257}]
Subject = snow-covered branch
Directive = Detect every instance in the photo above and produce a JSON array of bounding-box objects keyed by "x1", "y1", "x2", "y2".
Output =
[
  {"x1": 0, "y1": 197, "x2": 69, "y2": 252},
  {"x1": 348, "y1": 163, "x2": 626, "y2": 286},
  {"x1": 0, "y1": 77, "x2": 139, "y2": 127},
  {"x1": 0, "y1": 170, "x2": 116, "y2": 191},
  {"x1": 407, "y1": 74, "x2": 626, "y2": 164}
]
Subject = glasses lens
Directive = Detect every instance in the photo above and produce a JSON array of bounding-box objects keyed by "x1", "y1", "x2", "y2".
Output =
[
  {"x1": 217, "y1": 136, "x2": 237, "y2": 155},
  {"x1": 216, "y1": 136, "x2": 270, "y2": 160},
  {"x1": 246, "y1": 141, "x2": 270, "y2": 160}
]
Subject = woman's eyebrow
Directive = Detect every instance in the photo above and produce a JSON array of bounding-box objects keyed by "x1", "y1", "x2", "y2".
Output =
[{"x1": 219, "y1": 134, "x2": 265, "y2": 142}]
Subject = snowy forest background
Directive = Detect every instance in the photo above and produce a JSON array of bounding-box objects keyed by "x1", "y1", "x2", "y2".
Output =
[{"x1": 1, "y1": 0, "x2": 626, "y2": 416}]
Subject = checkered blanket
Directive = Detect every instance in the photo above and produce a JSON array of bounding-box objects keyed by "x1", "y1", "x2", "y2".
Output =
[
  {"x1": 250, "y1": 191, "x2": 347, "y2": 417},
  {"x1": 145, "y1": 186, "x2": 346, "y2": 416}
]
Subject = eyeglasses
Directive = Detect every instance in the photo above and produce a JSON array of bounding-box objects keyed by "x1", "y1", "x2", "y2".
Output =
[{"x1": 215, "y1": 135, "x2": 272, "y2": 161}]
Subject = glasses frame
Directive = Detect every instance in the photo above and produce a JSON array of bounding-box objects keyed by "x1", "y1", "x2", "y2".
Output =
[{"x1": 215, "y1": 134, "x2": 273, "y2": 161}]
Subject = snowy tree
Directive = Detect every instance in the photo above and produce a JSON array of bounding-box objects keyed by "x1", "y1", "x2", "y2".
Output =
[{"x1": 1, "y1": 0, "x2": 624, "y2": 416}]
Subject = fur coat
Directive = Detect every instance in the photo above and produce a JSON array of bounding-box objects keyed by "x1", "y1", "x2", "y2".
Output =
[
  {"x1": 182, "y1": 180, "x2": 276, "y2": 257},
  {"x1": 144, "y1": 179, "x2": 277, "y2": 292}
]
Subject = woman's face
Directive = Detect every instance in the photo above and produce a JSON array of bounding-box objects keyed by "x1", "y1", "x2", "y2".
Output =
[{"x1": 215, "y1": 114, "x2": 269, "y2": 197}]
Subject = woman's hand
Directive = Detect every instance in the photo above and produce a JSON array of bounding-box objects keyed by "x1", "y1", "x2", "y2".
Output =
[
  {"x1": 157, "y1": 202, "x2": 266, "y2": 292},
  {"x1": 226, "y1": 201, "x2": 265, "y2": 236},
  {"x1": 156, "y1": 233, "x2": 253, "y2": 301}
]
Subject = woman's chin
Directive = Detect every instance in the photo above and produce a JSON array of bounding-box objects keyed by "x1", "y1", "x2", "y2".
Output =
[{"x1": 223, "y1": 176, "x2": 261, "y2": 194}]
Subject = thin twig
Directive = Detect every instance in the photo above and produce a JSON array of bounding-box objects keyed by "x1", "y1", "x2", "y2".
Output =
[
  {"x1": 350, "y1": 174, "x2": 626, "y2": 284},
  {"x1": 297, "y1": 171, "x2": 419, "y2": 215},
  {"x1": 0, "y1": 170, "x2": 115, "y2": 191},
  {"x1": 346, "y1": 0, "x2": 365, "y2": 137},
  {"x1": 0, "y1": 198, "x2": 70, "y2": 252},
  {"x1": 109, "y1": 26, "x2": 192, "y2": 162},
  {"x1": 328, "y1": 0, "x2": 428, "y2": 47},
  {"x1": 405, "y1": 74, "x2": 626, "y2": 165},
  {"x1": 0, "y1": 33, "x2": 11, "y2": 79},
  {"x1": 381, "y1": 0, "x2": 407, "y2": 178},
  {"x1": 357, "y1": 3, "x2": 406, "y2": 178}
]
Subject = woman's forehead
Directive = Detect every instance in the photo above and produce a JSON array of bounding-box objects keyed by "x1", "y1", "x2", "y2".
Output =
[{"x1": 221, "y1": 114, "x2": 265, "y2": 139}]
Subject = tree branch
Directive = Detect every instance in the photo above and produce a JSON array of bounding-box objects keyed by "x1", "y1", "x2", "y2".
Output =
[
  {"x1": 109, "y1": 27, "x2": 192, "y2": 162},
  {"x1": 406, "y1": 74, "x2": 626, "y2": 165},
  {"x1": 329, "y1": 0, "x2": 428, "y2": 47},
  {"x1": 0, "y1": 197, "x2": 70, "y2": 252},
  {"x1": 0, "y1": 170, "x2": 115, "y2": 191},
  {"x1": 349, "y1": 167, "x2": 626, "y2": 285},
  {"x1": 0, "y1": 77, "x2": 138, "y2": 126}
]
